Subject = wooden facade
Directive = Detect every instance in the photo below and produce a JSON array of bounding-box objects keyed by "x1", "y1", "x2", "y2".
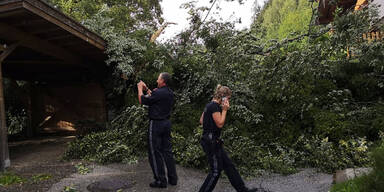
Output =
[{"x1": 0, "y1": 0, "x2": 107, "y2": 171}]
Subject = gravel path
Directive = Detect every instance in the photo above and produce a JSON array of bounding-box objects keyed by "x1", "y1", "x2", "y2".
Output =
[
  {"x1": 0, "y1": 136, "x2": 77, "y2": 192},
  {"x1": 48, "y1": 160, "x2": 333, "y2": 192}
]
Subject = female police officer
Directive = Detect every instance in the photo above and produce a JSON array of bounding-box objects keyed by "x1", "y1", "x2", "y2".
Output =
[{"x1": 198, "y1": 85, "x2": 259, "y2": 192}]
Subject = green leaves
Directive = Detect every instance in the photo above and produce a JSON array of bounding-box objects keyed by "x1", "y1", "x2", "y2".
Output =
[
  {"x1": 0, "y1": 172, "x2": 26, "y2": 187},
  {"x1": 260, "y1": 0, "x2": 312, "y2": 40},
  {"x1": 0, "y1": 172, "x2": 51, "y2": 187},
  {"x1": 30, "y1": 174, "x2": 52, "y2": 183},
  {"x1": 44, "y1": 0, "x2": 163, "y2": 32},
  {"x1": 74, "y1": 163, "x2": 90, "y2": 175},
  {"x1": 63, "y1": 106, "x2": 147, "y2": 164}
]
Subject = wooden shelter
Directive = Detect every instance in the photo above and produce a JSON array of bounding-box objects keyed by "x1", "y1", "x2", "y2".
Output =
[{"x1": 0, "y1": 0, "x2": 108, "y2": 171}]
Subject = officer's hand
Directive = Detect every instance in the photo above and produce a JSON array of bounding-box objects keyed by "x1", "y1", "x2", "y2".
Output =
[
  {"x1": 222, "y1": 99, "x2": 230, "y2": 111},
  {"x1": 146, "y1": 89, "x2": 152, "y2": 96},
  {"x1": 137, "y1": 81, "x2": 146, "y2": 89}
]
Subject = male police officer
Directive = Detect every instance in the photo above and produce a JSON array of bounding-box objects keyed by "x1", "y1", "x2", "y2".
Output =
[{"x1": 137, "y1": 72, "x2": 178, "y2": 188}]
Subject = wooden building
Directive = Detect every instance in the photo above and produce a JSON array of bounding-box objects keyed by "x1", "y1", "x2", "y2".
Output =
[{"x1": 0, "y1": 0, "x2": 108, "y2": 171}]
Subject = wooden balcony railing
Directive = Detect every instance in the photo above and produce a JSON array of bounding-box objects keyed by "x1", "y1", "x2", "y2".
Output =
[{"x1": 362, "y1": 31, "x2": 384, "y2": 42}]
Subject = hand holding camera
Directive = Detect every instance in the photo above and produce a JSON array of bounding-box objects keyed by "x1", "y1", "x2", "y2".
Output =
[
  {"x1": 146, "y1": 88, "x2": 152, "y2": 96},
  {"x1": 137, "y1": 80, "x2": 147, "y2": 90}
]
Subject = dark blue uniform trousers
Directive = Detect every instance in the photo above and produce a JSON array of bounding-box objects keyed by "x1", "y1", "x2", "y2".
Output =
[
  {"x1": 199, "y1": 133, "x2": 248, "y2": 192},
  {"x1": 148, "y1": 119, "x2": 177, "y2": 184}
]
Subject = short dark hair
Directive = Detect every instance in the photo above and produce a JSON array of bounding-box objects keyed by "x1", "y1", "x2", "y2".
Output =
[{"x1": 160, "y1": 72, "x2": 171, "y2": 85}]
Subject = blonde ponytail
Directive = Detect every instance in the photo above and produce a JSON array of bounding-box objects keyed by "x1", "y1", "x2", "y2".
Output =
[{"x1": 216, "y1": 84, "x2": 222, "y2": 93}]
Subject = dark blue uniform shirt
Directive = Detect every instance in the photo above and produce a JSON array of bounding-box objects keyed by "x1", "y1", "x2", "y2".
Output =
[
  {"x1": 141, "y1": 86, "x2": 174, "y2": 120},
  {"x1": 203, "y1": 101, "x2": 222, "y2": 137}
]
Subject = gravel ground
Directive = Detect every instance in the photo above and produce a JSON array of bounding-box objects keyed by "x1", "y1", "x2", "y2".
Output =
[
  {"x1": 49, "y1": 160, "x2": 333, "y2": 192},
  {"x1": 0, "y1": 136, "x2": 77, "y2": 192},
  {"x1": 1, "y1": 137, "x2": 333, "y2": 192}
]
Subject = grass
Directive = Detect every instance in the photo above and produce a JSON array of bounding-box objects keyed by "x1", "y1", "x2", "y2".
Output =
[
  {"x1": 0, "y1": 171, "x2": 53, "y2": 187},
  {"x1": 330, "y1": 170, "x2": 382, "y2": 192},
  {"x1": 331, "y1": 180, "x2": 360, "y2": 192},
  {"x1": 31, "y1": 174, "x2": 52, "y2": 183},
  {"x1": 0, "y1": 172, "x2": 26, "y2": 187}
]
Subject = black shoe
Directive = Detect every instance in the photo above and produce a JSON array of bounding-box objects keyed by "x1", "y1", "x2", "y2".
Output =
[
  {"x1": 149, "y1": 181, "x2": 167, "y2": 188},
  {"x1": 168, "y1": 180, "x2": 177, "y2": 186}
]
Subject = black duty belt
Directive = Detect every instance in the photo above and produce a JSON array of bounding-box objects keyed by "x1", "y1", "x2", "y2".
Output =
[{"x1": 202, "y1": 132, "x2": 223, "y2": 145}]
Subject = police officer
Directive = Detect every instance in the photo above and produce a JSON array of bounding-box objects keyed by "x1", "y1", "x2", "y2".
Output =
[
  {"x1": 198, "y1": 85, "x2": 260, "y2": 192},
  {"x1": 137, "y1": 72, "x2": 178, "y2": 188}
]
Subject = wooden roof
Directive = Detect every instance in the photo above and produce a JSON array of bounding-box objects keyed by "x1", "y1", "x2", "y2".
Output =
[{"x1": 0, "y1": 0, "x2": 107, "y2": 81}]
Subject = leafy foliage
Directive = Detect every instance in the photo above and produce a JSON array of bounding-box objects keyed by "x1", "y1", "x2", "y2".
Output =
[
  {"x1": 259, "y1": 0, "x2": 313, "y2": 40},
  {"x1": 4, "y1": 78, "x2": 29, "y2": 135},
  {"x1": 330, "y1": 134, "x2": 384, "y2": 192},
  {"x1": 0, "y1": 172, "x2": 26, "y2": 187},
  {"x1": 61, "y1": 0, "x2": 383, "y2": 175},
  {"x1": 30, "y1": 174, "x2": 52, "y2": 183},
  {"x1": 74, "y1": 163, "x2": 91, "y2": 175},
  {"x1": 44, "y1": 0, "x2": 163, "y2": 32},
  {"x1": 6, "y1": 109, "x2": 28, "y2": 135},
  {"x1": 63, "y1": 106, "x2": 147, "y2": 164}
]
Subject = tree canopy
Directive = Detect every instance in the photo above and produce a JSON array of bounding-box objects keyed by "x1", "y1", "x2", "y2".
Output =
[
  {"x1": 44, "y1": 0, "x2": 164, "y2": 32},
  {"x1": 258, "y1": 0, "x2": 313, "y2": 40}
]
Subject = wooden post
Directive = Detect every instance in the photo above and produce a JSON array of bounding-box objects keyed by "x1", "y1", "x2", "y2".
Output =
[
  {"x1": 372, "y1": 32, "x2": 376, "y2": 41},
  {"x1": 0, "y1": 43, "x2": 18, "y2": 172}
]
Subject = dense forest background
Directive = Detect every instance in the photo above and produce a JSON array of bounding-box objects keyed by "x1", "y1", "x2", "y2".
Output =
[{"x1": 5, "y1": 1, "x2": 384, "y2": 187}]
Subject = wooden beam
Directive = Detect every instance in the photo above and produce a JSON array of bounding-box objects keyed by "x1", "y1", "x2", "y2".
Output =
[
  {"x1": 12, "y1": 17, "x2": 46, "y2": 26},
  {"x1": 0, "y1": 43, "x2": 17, "y2": 172},
  {"x1": 3, "y1": 60, "x2": 67, "y2": 65},
  {"x1": 0, "y1": 1, "x2": 23, "y2": 14},
  {"x1": 0, "y1": 43, "x2": 18, "y2": 62},
  {"x1": 45, "y1": 34, "x2": 73, "y2": 41},
  {"x1": 29, "y1": 27, "x2": 61, "y2": 35},
  {"x1": 23, "y1": 0, "x2": 106, "y2": 50},
  {"x1": 0, "y1": 22, "x2": 84, "y2": 65}
]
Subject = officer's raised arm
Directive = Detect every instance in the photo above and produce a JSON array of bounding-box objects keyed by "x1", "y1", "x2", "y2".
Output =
[{"x1": 137, "y1": 81, "x2": 146, "y2": 104}]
